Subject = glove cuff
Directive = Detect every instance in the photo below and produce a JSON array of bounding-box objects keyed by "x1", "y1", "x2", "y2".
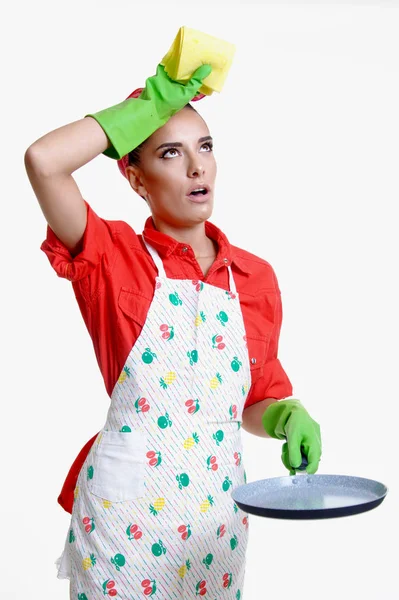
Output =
[
  {"x1": 261, "y1": 399, "x2": 303, "y2": 439},
  {"x1": 85, "y1": 97, "x2": 165, "y2": 160}
]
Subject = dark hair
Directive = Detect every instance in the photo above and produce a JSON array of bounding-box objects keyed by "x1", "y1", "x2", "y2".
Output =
[{"x1": 127, "y1": 103, "x2": 198, "y2": 168}]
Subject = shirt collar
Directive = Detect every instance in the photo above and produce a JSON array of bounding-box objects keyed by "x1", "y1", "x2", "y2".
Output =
[{"x1": 141, "y1": 216, "x2": 252, "y2": 275}]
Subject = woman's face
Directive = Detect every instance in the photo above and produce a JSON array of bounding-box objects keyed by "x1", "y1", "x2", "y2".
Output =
[{"x1": 126, "y1": 106, "x2": 217, "y2": 228}]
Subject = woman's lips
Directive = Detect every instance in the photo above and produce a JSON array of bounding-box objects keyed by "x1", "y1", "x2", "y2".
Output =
[{"x1": 187, "y1": 191, "x2": 210, "y2": 203}]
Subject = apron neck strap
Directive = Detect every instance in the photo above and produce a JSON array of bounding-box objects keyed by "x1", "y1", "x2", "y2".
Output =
[
  {"x1": 143, "y1": 237, "x2": 237, "y2": 295},
  {"x1": 142, "y1": 238, "x2": 166, "y2": 277},
  {"x1": 227, "y1": 265, "x2": 237, "y2": 295}
]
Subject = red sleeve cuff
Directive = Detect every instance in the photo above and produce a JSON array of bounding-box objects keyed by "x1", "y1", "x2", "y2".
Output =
[{"x1": 40, "y1": 200, "x2": 116, "y2": 282}]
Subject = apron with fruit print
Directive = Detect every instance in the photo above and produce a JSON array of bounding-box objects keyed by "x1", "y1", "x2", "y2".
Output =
[{"x1": 56, "y1": 239, "x2": 251, "y2": 600}]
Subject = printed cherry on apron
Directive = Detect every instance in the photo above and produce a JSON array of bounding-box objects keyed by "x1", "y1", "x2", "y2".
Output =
[{"x1": 56, "y1": 240, "x2": 251, "y2": 599}]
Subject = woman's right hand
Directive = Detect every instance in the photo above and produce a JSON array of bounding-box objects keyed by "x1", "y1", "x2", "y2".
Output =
[
  {"x1": 140, "y1": 63, "x2": 212, "y2": 120},
  {"x1": 84, "y1": 63, "x2": 212, "y2": 161}
]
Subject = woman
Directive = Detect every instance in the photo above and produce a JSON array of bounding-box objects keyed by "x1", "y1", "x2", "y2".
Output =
[{"x1": 25, "y1": 63, "x2": 321, "y2": 599}]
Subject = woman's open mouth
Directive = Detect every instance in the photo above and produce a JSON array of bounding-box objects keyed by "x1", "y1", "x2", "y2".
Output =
[{"x1": 187, "y1": 186, "x2": 210, "y2": 203}]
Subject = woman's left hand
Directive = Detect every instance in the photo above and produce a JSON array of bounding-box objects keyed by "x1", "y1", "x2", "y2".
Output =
[{"x1": 262, "y1": 399, "x2": 322, "y2": 475}]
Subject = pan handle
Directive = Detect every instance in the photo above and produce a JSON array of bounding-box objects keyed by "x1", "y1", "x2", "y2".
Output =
[{"x1": 294, "y1": 446, "x2": 309, "y2": 474}]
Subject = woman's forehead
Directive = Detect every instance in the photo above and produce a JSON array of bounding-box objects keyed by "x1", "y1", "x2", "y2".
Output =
[{"x1": 150, "y1": 109, "x2": 209, "y2": 147}]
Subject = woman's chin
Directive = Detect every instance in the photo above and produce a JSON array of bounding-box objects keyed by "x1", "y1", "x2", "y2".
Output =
[{"x1": 180, "y1": 200, "x2": 213, "y2": 223}]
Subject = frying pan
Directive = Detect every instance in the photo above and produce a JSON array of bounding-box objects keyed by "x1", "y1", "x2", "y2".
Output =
[{"x1": 232, "y1": 452, "x2": 388, "y2": 520}]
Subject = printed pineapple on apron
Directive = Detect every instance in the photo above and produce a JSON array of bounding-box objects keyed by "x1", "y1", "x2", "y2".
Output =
[{"x1": 56, "y1": 239, "x2": 251, "y2": 599}]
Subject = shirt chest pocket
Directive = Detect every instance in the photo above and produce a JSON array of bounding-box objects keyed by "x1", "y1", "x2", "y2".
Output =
[
  {"x1": 117, "y1": 286, "x2": 152, "y2": 338},
  {"x1": 88, "y1": 430, "x2": 147, "y2": 502}
]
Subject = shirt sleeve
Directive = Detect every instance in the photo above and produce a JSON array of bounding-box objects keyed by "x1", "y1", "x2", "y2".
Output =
[
  {"x1": 244, "y1": 269, "x2": 293, "y2": 409},
  {"x1": 40, "y1": 199, "x2": 117, "y2": 295}
]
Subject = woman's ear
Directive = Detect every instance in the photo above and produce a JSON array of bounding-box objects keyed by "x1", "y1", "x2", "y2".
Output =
[
  {"x1": 125, "y1": 165, "x2": 138, "y2": 190},
  {"x1": 126, "y1": 166, "x2": 148, "y2": 200}
]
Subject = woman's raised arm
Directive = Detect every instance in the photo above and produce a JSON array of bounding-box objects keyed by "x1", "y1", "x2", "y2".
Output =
[{"x1": 24, "y1": 116, "x2": 110, "y2": 256}]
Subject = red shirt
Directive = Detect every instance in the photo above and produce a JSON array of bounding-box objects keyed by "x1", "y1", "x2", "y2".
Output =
[{"x1": 41, "y1": 199, "x2": 293, "y2": 511}]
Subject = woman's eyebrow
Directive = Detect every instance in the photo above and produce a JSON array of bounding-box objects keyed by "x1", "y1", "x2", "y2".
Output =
[{"x1": 155, "y1": 136, "x2": 213, "y2": 151}]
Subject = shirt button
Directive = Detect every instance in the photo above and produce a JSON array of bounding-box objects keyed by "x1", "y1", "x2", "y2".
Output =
[
  {"x1": 251, "y1": 358, "x2": 257, "y2": 365},
  {"x1": 182, "y1": 246, "x2": 188, "y2": 253},
  {"x1": 223, "y1": 258, "x2": 229, "y2": 263}
]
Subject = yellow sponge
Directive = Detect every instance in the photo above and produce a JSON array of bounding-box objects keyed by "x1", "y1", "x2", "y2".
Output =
[{"x1": 160, "y1": 26, "x2": 236, "y2": 96}]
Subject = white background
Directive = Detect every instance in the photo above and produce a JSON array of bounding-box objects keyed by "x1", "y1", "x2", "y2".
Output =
[{"x1": 3, "y1": 1, "x2": 398, "y2": 598}]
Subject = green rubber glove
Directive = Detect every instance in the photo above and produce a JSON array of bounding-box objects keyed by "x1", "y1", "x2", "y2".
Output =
[
  {"x1": 262, "y1": 399, "x2": 322, "y2": 475},
  {"x1": 85, "y1": 63, "x2": 212, "y2": 160}
]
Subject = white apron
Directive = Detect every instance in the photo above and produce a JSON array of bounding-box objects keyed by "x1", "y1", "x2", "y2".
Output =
[{"x1": 56, "y1": 240, "x2": 251, "y2": 599}]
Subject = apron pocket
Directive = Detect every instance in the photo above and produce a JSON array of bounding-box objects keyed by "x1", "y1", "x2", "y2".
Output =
[{"x1": 88, "y1": 429, "x2": 146, "y2": 502}]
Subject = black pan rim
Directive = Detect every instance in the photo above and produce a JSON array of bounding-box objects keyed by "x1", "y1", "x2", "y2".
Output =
[{"x1": 234, "y1": 496, "x2": 386, "y2": 520}]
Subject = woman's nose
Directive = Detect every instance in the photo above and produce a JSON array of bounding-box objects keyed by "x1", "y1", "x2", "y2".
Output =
[{"x1": 188, "y1": 160, "x2": 205, "y2": 177}]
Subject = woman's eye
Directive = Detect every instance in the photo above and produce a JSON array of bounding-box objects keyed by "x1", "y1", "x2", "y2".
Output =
[
  {"x1": 161, "y1": 148, "x2": 179, "y2": 158},
  {"x1": 161, "y1": 142, "x2": 213, "y2": 159}
]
